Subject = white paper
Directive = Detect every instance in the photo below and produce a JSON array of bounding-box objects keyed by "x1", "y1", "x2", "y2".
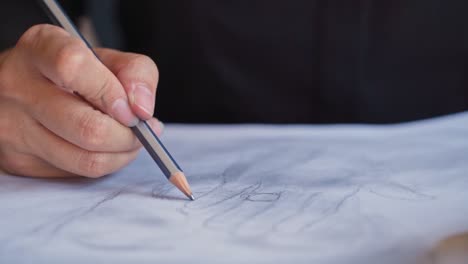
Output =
[{"x1": 1, "y1": 113, "x2": 468, "y2": 264}]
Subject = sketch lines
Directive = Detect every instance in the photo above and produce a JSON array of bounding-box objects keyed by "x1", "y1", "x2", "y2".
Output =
[{"x1": 2, "y1": 115, "x2": 468, "y2": 263}]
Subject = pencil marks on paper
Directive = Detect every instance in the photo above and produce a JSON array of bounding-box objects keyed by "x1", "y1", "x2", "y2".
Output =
[{"x1": 1, "y1": 113, "x2": 468, "y2": 263}]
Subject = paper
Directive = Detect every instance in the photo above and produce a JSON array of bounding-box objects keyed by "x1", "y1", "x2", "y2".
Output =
[{"x1": 1, "y1": 113, "x2": 468, "y2": 264}]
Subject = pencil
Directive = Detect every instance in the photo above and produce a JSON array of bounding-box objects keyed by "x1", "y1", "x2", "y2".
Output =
[{"x1": 38, "y1": 0, "x2": 194, "y2": 201}]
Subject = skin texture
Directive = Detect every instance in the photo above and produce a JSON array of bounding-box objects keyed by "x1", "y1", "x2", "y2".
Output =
[{"x1": 0, "y1": 24, "x2": 163, "y2": 178}]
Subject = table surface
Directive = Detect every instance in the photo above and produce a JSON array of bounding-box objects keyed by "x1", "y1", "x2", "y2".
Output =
[{"x1": 1, "y1": 112, "x2": 468, "y2": 264}]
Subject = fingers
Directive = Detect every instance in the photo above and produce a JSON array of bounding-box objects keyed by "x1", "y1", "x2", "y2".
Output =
[
  {"x1": 26, "y1": 120, "x2": 141, "y2": 178},
  {"x1": 0, "y1": 85, "x2": 161, "y2": 179},
  {"x1": 16, "y1": 24, "x2": 139, "y2": 127},
  {"x1": 95, "y1": 48, "x2": 159, "y2": 120},
  {"x1": 0, "y1": 151, "x2": 78, "y2": 178},
  {"x1": 0, "y1": 101, "x2": 139, "y2": 178},
  {"x1": 26, "y1": 77, "x2": 164, "y2": 152},
  {"x1": 0, "y1": 24, "x2": 164, "y2": 179},
  {"x1": 28, "y1": 78, "x2": 141, "y2": 152}
]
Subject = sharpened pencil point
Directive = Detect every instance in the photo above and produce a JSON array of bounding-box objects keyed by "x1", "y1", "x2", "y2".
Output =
[{"x1": 169, "y1": 171, "x2": 194, "y2": 201}]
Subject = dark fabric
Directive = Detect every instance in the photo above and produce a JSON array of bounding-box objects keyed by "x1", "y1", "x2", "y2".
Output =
[
  {"x1": 2, "y1": 1, "x2": 468, "y2": 123},
  {"x1": 119, "y1": 1, "x2": 468, "y2": 123},
  {"x1": 0, "y1": 0, "x2": 83, "y2": 50},
  {"x1": 0, "y1": 0, "x2": 47, "y2": 50}
]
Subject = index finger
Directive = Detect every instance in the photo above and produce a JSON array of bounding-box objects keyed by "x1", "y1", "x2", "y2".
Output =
[
  {"x1": 17, "y1": 24, "x2": 139, "y2": 127},
  {"x1": 95, "y1": 48, "x2": 159, "y2": 120}
]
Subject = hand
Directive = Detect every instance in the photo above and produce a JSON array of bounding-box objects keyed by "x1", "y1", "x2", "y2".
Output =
[{"x1": 0, "y1": 24, "x2": 163, "y2": 178}]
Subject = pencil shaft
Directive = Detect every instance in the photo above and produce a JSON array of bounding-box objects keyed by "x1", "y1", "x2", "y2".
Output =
[
  {"x1": 131, "y1": 121, "x2": 182, "y2": 179},
  {"x1": 39, "y1": 0, "x2": 191, "y2": 198}
]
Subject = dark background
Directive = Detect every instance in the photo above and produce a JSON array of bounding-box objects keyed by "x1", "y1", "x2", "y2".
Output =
[{"x1": 1, "y1": 1, "x2": 468, "y2": 124}]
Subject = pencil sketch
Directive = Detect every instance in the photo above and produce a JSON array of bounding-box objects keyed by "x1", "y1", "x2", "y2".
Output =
[{"x1": 1, "y1": 112, "x2": 468, "y2": 264}]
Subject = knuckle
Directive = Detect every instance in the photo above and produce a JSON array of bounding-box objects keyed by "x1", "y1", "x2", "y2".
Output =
[
  {"x1": 133, "y1": 54, "x2": 156, "y2": 68},
  {"x1": 128, "y1": 54, "x2": 159, "y2": 78},
  {"x1": 17, "y1": 24, "x2": 64, "y2": 50},
  {"x1": 91, "y1": 74, "x2": 113, "y2": 102},
  {"x1": 54, "y1": 40, "x2": 88, "y2": 87},
  {"x1": 77, "y1": 151, "x2": 110, "y2": 178},
  {"x1": 148, "y1": 57, "x2": 159, "y2": 80},
  {"x1": 77, "y1": 113, "x2": 109, "y2": 150},
  {"x1": 16, "y1": 24, "x2": 46, "y2": 48}
]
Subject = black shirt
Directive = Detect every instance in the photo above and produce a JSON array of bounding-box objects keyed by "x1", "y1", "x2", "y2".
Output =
[{"x1": 1, "y1": 0, "x2": 468, "y2": 123}]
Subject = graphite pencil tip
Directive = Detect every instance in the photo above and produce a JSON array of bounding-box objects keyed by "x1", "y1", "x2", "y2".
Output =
[{"x1": 169, "y1": 171, "x2": 194, "y2": 201}]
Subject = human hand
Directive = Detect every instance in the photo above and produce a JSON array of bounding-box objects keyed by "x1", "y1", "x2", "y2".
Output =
[{"x1": 0, "y1": 24, "x2": 162, "y2": 178}]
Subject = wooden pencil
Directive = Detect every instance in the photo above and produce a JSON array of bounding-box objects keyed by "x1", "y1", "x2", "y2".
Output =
[{"x1": 38, "y1": 0, "x2": 194, "y2": 200}]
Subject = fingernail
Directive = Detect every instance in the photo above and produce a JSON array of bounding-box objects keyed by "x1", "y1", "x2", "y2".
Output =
[
  {"x1": 112, "y1": 98, "x2": 139, "y2": 127},
  {"x1": 133, "y1": 84, "x2": 154, "y2": 116}
]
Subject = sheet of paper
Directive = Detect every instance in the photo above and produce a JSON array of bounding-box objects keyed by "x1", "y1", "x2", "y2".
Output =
[{"x1": 1, "y1": 113, "x2": 468, "y2": 264}]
